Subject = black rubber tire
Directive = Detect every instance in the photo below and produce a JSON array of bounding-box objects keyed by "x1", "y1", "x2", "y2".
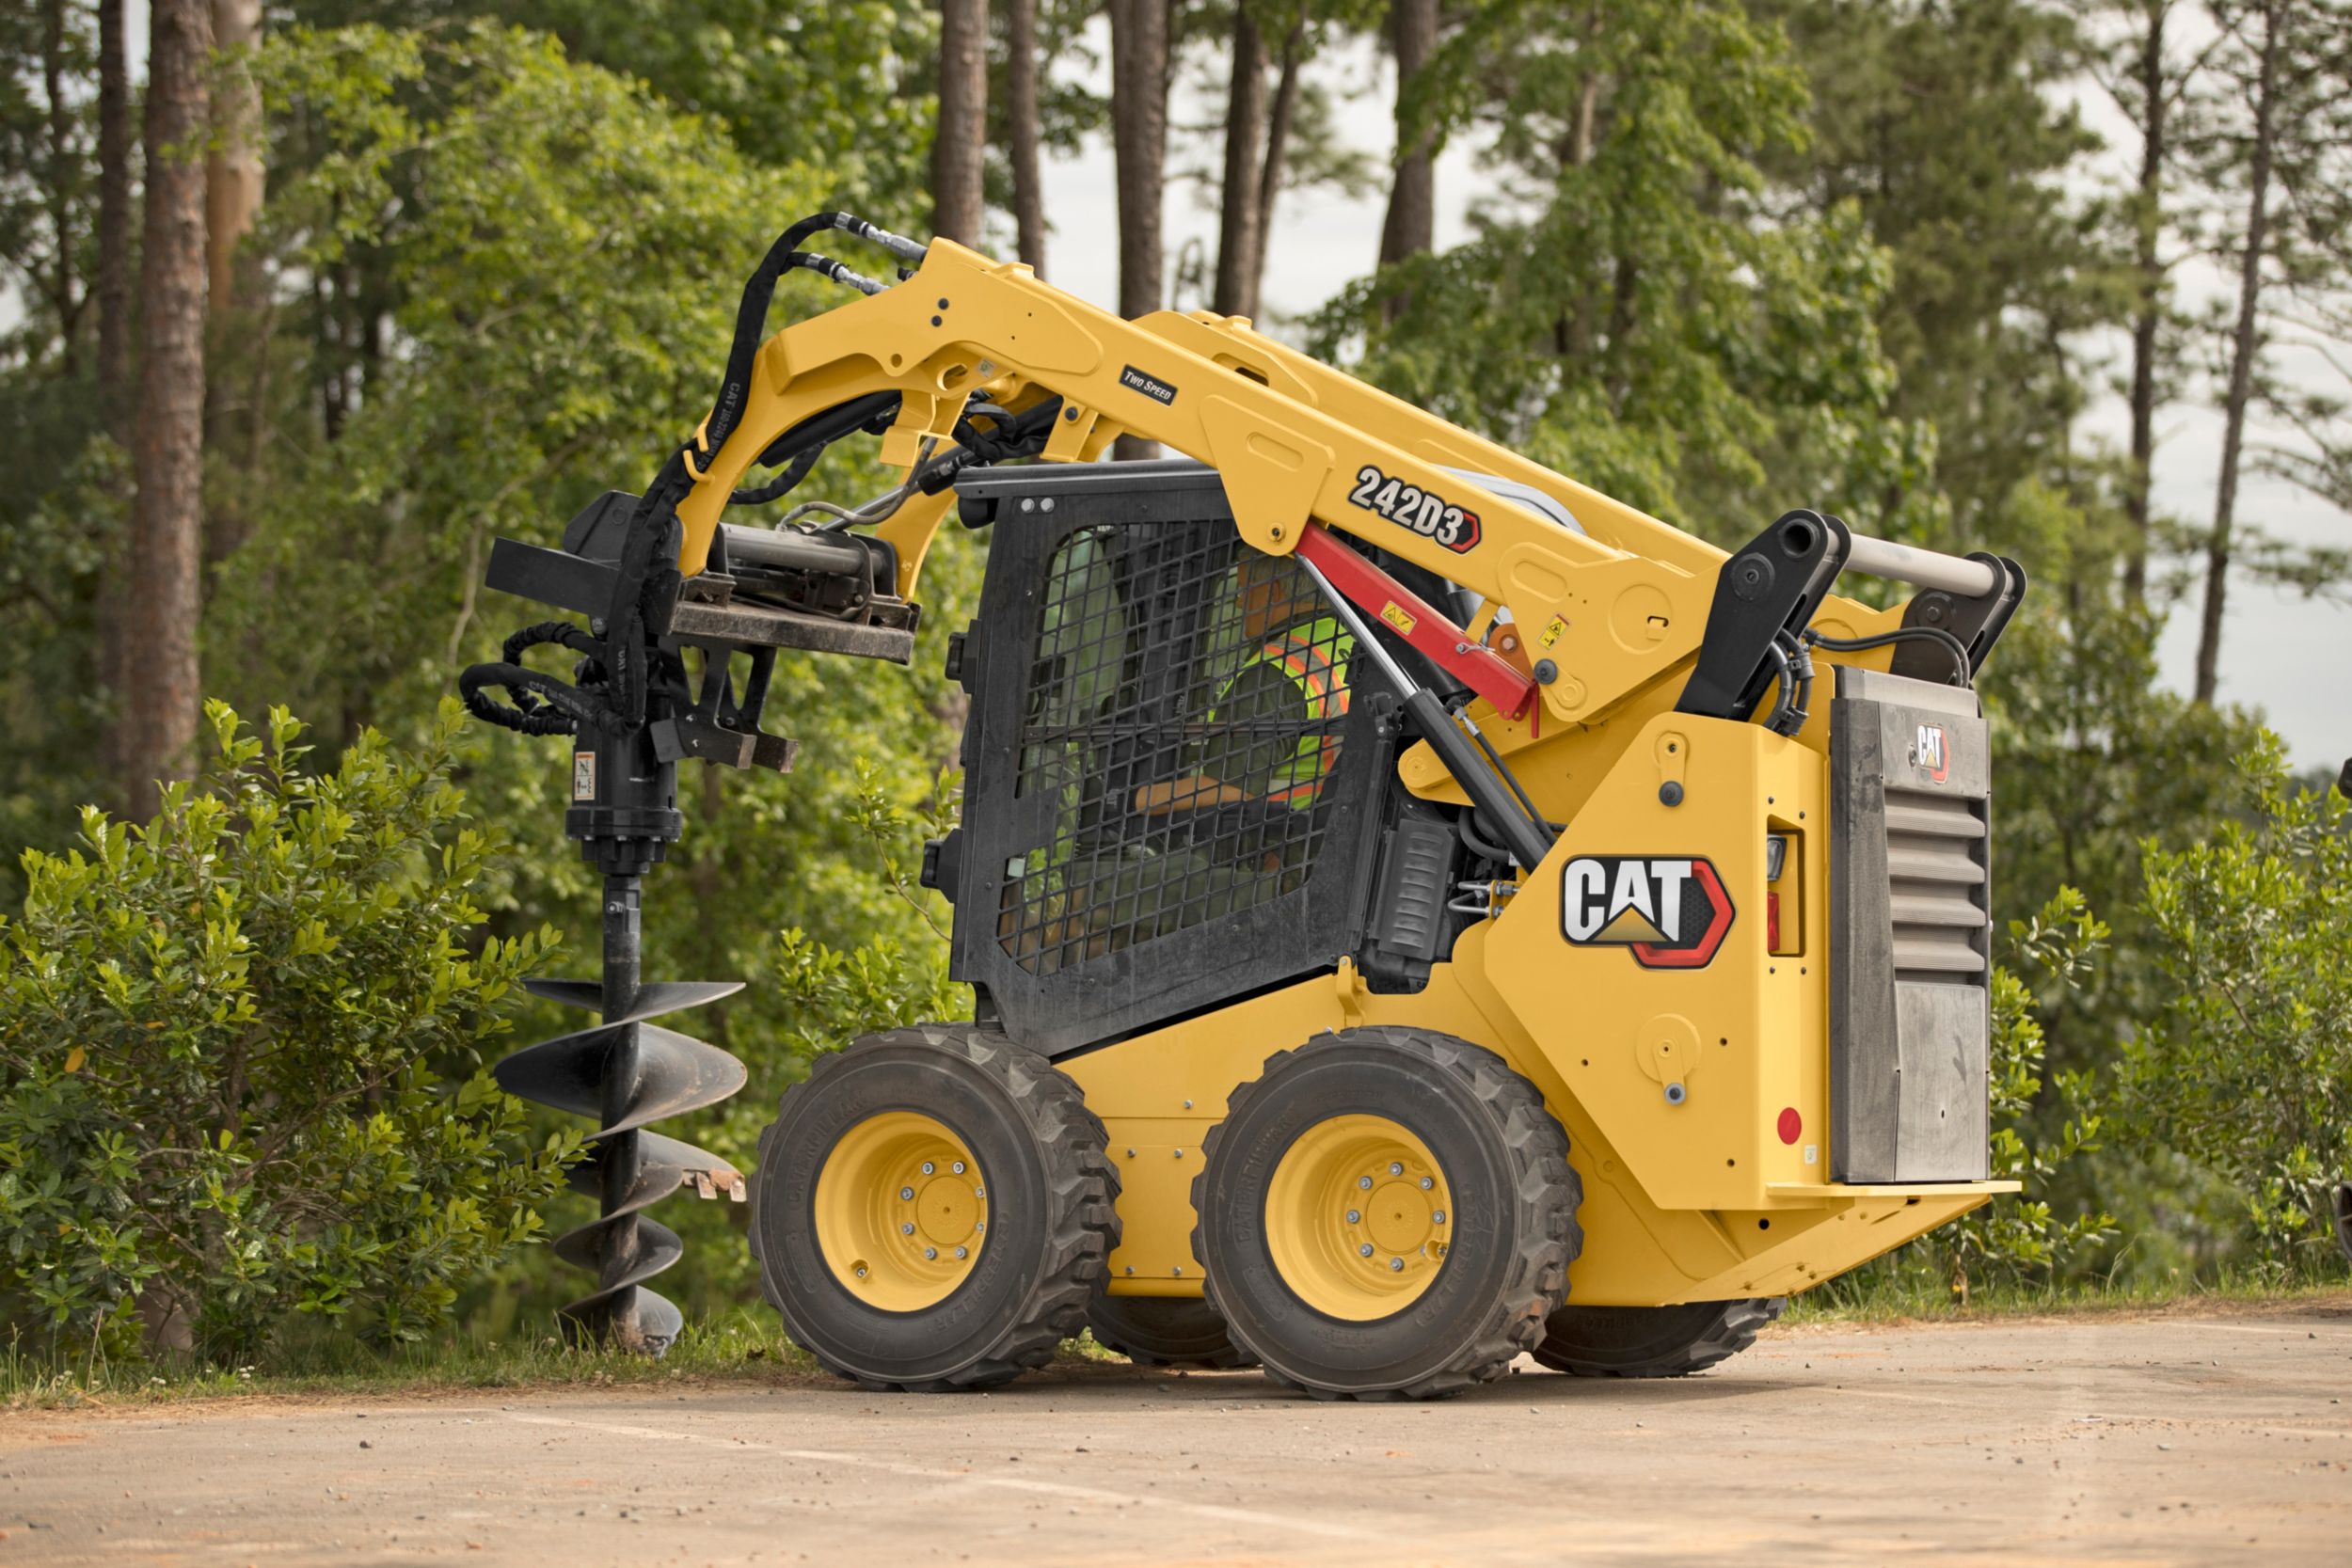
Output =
[
  {"x1": 2331, "y1": 1181, "x2": 2352, "y2": 1267},
  {"x1": 748, "y1": 1023, "x2": 1119, "y2": 1392},
  {"x1": 1086, "y1": 1293, "x2": 1258, "y2": 1369},
  {"x1": 1192, "y1": 1027, "x2": 1581, "y2": 1401},
  {"x1": 1532, "y1": 1297, "x2": 1786, "y2": 1378}
]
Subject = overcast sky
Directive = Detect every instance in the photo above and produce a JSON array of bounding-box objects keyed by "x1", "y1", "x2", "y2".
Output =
[{"x1": 1025, "y1": 24, "x2": 2347, "y2": 771}]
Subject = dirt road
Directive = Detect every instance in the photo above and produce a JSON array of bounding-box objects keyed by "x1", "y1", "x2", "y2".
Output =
[{"x1": 4, "y1": 1303, "x2": 2349, "y2": 1566}]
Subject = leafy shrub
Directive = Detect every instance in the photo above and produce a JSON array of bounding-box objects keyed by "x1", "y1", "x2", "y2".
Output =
[
  {"x1": 1931, "y1": 889, "x2": 2113, "y2": 1298},
  {"x1": 2120, "y1": 735, "x2": 2352, "y2": 1275},
  {"x1": 0, "y1": 701, "x2": 575, "y2": 1361}
]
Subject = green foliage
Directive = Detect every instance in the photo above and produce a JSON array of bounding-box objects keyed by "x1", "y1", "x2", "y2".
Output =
[
  {"x1": 1937, "y1": 891, "x2": 2114, "y2": 1294},
  {"x1": 1309, "y1": 0, "x2": 1935, "y2": 546},
  {"x1": 0, "y1": 701, "x2": 574, "y2": 1360},
  {"x1": 2119, "y1": 735, "x2": 2352, "y2": 1275},
  {"x1": 1768, "y1": 0, "x2": 2112, "y2": 536},
  {"x1": 767, "y1": 759, "x2": 965, "y2": 1063},
  {"x1": 507, "y1": 0, "x2": 936, "y2": 212},
  {"x1": 1979, "y1": 483, "x2": 2267, "y2": 1059}
]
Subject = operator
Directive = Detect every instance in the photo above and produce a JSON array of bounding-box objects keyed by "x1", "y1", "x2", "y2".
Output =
[
  {"x1": 1135, "y1": 551, "x2": 1354, "y2": 826},
  {"x1": 1041, "y1": 551, "x2": 1355, "y2": 958}
]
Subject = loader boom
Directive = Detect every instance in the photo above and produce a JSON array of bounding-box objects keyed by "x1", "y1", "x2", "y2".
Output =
[{"x1": 668, "y1": 238, "x2": 1908, "y2": 738}]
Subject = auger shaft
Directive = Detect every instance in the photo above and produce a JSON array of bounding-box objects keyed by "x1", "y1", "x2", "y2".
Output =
[{"x1": 596, "y1": 875, "x2": 650, "y2": 1340}]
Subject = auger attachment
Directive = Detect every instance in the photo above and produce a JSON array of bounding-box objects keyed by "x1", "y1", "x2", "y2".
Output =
[
  {"x1": 496, "y1": 885, "x2": 747, "y2": 1354},
  {"x1": 481, "y1": 703, "x2": 756, "y2": 1355},
  {"x1": 453, "y1": 211, "x2": 975, "y2": 1353}
]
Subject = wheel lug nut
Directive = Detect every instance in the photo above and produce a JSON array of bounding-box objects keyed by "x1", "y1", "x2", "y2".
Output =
[
  {"x1": 1359, "y1": 1176, "x2": 1374, "y2": 1190},
  {"x1": 1389, "y1": 1162, "x2": 1404, "y2": 1176},
  {"x1": 954, "y1": 1245, "x2": 968, "y2": 1259},
  {"x1": 901, "y1": 1222, "x2": 915, "y2": 1235},
  {"x1": 921, "y1": 1162, "x2": 935, "y2": 1175},
  {"x1": 1432, "y1": 1210, "x2": 1447, "y2": 1224},
  {"x1": 952, "y1": 1161, "x2": 966, "y2": 1175},
  {"x1": 1420, "y1": 1176, "x2": 1434, "y2": 1191},
  {"x1": 899, "y1": 1186, "x2": 915, "y2": 1200},
  {"x1": 924, "y1": 1246, "x2": 938, "y2": 1260},
  {"x1": 1359, "y1": 1243, "x2": 1375, "y2": 1258},
  {"x1": 1346, "y1": 1209, "x2": 1361, "y2": 1224},
  {"x1": 855, "y1": 1265, "x2": 868, "y2": 1278},
  {"x1": 1389, "y1": 1258, "x2": 1405, "y2": 1272}
]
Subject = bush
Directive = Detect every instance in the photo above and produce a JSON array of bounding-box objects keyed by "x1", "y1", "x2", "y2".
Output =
[
  {"x1": 0, "y1": 701, "x2": 575, "y2": 1362},
  {"x1": 2120, "y1": 734, "x2": 2352, "y2": 1275}
]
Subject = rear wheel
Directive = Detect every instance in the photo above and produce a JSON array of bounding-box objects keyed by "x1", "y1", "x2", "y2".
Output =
[
  {"x1": 1085, "y1": 1293, "x2": 1257, "y2": 1369},
  {"x1": 749, "y1": 1024, "x2": 1119, "y2": 1391},
  {"x1": 1532, "y1": 1297, "x2": 1785, "y2": 1379},
  {"x1": 1192, "y1": 1027, "x2": 1581, "y2": 1400}
]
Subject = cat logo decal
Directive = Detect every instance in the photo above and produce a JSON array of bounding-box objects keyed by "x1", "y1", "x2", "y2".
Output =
[{"x1": 1560, "y1": 856, "x2": 1735, "y2": 969}]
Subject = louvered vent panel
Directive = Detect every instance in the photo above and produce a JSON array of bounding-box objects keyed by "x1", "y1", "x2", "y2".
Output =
[{"x1": 1884, "y1": 788, "x2": 1989, "y2": 985}]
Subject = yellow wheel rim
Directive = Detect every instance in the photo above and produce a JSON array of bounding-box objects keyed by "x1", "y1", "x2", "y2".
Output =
[
  {"x1": 812, "y1": 1111, "x2": 990, "y2": 1313},
  {"x1": 1263, "y1": 1114, "x2": 1454, "y2": 1322}
]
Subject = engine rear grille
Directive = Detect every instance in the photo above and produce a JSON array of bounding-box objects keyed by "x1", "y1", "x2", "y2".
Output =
[
  {"x1": 1829, "y1": 665, "x2": 1994, "y2": 1182},
  {"x1": 1884, "y1": 789, "x2": 1988, "y2": 985}
]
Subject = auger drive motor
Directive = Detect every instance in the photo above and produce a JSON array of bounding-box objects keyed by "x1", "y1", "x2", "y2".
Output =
[{"x1": 463, "y1": 212, "x2": 2026, "y2": 1397}]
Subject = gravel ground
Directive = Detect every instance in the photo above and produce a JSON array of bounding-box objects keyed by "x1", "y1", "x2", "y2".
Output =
[{"x1": 3, "y1": 1301, "x2": 2348, "y2": 1566}]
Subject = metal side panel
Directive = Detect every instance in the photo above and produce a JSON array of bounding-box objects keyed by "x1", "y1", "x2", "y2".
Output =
[
  {"x1": 1891, "y1": 982, "x2": 1991, "y2": 1180},
  {"x1": 1831, "y1": 665, "x2": 1992, "y2": 1183}
]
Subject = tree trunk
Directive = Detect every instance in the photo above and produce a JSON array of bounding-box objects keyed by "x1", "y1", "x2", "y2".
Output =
[
  {"x1": 2122, "y1": 1, "x2": 2170, "y2": 605},
  {"x1": 96, "y1": 0, "x2": 136, "y2": 805},
  {"x1": 1109, "y1": 0, "x2": 1172, "y2": 457},
  {"x1": 1211, "y1": 5, "x2": 1270, "y2": 320},
  {"x1": 1376, "y1": 0, "x2": 1438, "y2": 277},
  {"x1": 2195, "y1": 1, "x2": 2281, "y2": 706},
  {"x1": 40, "y1": 0, "x2": 86, "y2": 369},
  {"x1": 932, "y1": 0, "x2": 990, "y2": 245},
  {"x1": 1006, "y1": 0, "x2": 1047, "y2": 272},
  {"x1": 1250, "y1": 15, "x2": 1305, "y2": 313},
  {"x1": 123, "y1": 0, "x2": 212, "y2": 819},
  {"x1": 205, "y1": 0, "x2": 264, "y2": 568},
  {"x1": 96, "y1": 0, "x2": 133, "y2": 430},
  {"x1": 205, "y1": 0, "x2": 262, "y2": 309}
]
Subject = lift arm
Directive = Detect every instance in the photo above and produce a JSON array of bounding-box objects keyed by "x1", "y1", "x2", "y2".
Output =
[
  {"x1": 661, "y1": 237, "x2": 1726, "y2": 734},
  {"x1": 653, "y1": 233, "x2": 2013, "y2": 737}
]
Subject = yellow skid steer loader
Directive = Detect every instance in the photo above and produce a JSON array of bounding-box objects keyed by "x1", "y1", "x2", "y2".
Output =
[{"x1": 465, "y1": 213, "x2": 2025, "y2": 1399}]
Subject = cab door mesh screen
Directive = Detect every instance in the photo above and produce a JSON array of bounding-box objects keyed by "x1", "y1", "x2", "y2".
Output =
[{"x1": 997, "y1": 524, "x2": 1356, "y2": 975}]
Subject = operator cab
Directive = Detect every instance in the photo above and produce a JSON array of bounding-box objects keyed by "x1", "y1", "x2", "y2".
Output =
[{"x1": 932, "y1": 461, "x2": 1490, "y2": 1055}]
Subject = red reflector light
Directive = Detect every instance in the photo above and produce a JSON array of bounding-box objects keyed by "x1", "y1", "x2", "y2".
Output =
[
  {"x1": 1767, "y1": 890, "x2": 1782, "y2": 950},
  {"x1": 1778, "y1": 1107, "x2": 1802, "y2": 1145}
]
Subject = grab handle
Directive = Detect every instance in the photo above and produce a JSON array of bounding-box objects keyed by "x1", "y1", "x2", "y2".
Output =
[{"x1": 1841, "y1": 532, "x2": 2001, "y2": 598}]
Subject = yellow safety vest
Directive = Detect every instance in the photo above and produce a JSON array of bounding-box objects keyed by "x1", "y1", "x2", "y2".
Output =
[{"x1": 1226, "y1": 618, "x2": 1353, "y2": 809}]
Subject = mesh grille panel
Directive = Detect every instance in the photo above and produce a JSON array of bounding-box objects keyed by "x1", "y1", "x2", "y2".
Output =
[{"x1": 998, "y1": 525, "x2": 1356, "y2": 976}]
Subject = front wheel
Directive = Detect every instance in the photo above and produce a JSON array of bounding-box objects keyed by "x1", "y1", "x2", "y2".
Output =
[
  {"x1": 1191, "y1": 1027, "x2": 1581, "y2": 1400},
  {"x1": 749, "y1": 1024, "x2": 1119, "y2": 1392}
]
